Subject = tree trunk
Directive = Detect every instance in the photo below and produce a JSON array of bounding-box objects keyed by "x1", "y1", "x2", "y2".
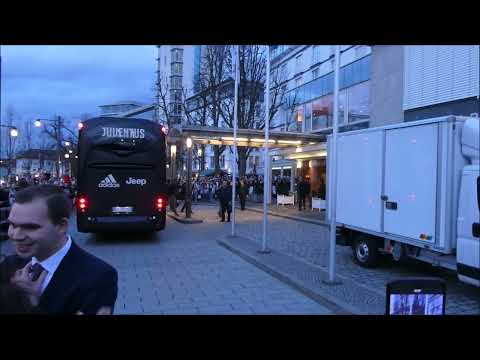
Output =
[
  {"x1": 200, "y1": 144, "x2": 205, "y2": 171},
  {"x1": 237, "y1": 147, "x2": 248, "y2": 178},
  {"x1": 214, "y1": 145, "x2": 220, "y2": 173}
]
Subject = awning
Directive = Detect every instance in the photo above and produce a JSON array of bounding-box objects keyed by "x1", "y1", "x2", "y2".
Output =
[{"x1": 168, "y1": 125, "x2": 326, "y2": 148}]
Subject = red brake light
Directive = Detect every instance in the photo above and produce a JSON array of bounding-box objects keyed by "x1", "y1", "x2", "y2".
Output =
[
  {"x1": 156, "y1": 196, "x2": 164, "y2": 210},
  {"x1": 77, "y1": 196, "x2": 88, "y2": 213}
]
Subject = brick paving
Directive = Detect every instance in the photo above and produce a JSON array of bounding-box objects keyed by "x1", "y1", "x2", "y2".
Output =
[{"x1": 222, "y1": 205, "x2": 480, "y2": 315}]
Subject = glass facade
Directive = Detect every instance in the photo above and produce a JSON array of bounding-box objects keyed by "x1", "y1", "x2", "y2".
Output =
[{"x1": 279, "y1": 54, "x2": 371, "y2": 132}]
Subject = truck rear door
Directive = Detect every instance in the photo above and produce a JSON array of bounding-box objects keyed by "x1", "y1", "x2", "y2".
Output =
[{"x1": 383, "y1": 123, "x2": 438, "y2": 242}]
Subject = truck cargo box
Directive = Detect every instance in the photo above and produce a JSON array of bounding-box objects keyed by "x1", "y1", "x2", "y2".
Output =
[{"x1": 327, "y1": 116, "x2": 469, "y2": 253}]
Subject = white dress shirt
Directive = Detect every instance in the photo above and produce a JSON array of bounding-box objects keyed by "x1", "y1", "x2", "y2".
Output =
[{"x1": 31, "y1": 235, "x2": 72, "y2": 294}]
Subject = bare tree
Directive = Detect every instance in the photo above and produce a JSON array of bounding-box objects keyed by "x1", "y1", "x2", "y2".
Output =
[
  {"x1": 4, "y1": 105, "x2": 19, "y2": 176},
  {"x1": 21, "y1": 120, "x2": 33, "y2": 151},
  {"x1": 217, "y1": 46, "x2": 296, "y2": 177},
  {"x1": 151, "y1": 75, "x2": 175, "y2": 127}
]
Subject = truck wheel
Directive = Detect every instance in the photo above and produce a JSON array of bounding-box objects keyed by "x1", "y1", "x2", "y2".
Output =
[{"x1": 353, "y1": 235, "x2": 379, "y2": 268}]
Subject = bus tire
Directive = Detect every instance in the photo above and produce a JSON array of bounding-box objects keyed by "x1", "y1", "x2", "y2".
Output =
[{"x1": 352, "y1": 234, "x2": 380, "y2": 268}]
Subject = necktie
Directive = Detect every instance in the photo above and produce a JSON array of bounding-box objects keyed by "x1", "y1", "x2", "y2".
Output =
[{"x1": 28, "y1": 263, "x2": 44, "y2": 281}]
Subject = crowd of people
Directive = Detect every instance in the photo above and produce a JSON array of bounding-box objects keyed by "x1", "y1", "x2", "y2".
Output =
[{"x1": 165, "y1": 171, "x2": 320, "y2": 217}]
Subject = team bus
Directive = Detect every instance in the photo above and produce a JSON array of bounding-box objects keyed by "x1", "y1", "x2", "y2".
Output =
[{"x1": 76, "y1": 116, "x2": 168, "y2": 233}]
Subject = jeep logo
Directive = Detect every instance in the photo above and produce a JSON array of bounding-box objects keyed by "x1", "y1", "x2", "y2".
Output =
[{"x1": 126, "y1": 177, "x2": 147, "y2": 186}]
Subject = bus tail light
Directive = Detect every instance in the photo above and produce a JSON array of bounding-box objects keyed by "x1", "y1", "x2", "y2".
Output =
[
  {"x1": 156, "y1": 196, "x2": 165, "y2": 211},
  {"x1": 77, "y1": 196, "x2": 88, "y2": 213}
]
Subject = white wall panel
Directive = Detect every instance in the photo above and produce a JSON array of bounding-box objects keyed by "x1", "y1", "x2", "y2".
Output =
[{"x1": 404, "y1": 45, "x2": 479, "y2": 110}]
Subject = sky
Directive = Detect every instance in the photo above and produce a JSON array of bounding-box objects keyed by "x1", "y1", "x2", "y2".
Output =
[{"x1": 1, "y1": 45, "x2": 157, "y2": 134}]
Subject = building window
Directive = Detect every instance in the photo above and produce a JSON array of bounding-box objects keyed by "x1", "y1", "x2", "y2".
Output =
[
  {"x1": 313, "y1": 45, "x2": 332, "y2": 64},
  {"x1": 220, "y1": 156, "x2": 225, "y2": 168},
  {"x1": 295, "y1": 76, "x2": 303, "y2": 88},
  {"x1": 304, "y1": 102, "x2": 312, "y2": 132},
  {"x1": 295, "y1": 54, "x2": 303, "y2": 74},
  {"x1": 346, "y1": 81, "x2": 370, "y2": 124},
  {"x1": 280, "y1": 63, "x2": 288, "y2": 81},
  {"x1": 171, "y1": 48, "x2": 183, "y2": 62},
  {"x1": 312, "y1": 95, "x2": 333, "y2": 130},
  {"x1": 171, "y1": 62, "x2": 183, "y2": 75},
  {"x1": 171, "y1": 76, "x2": 182, "y2": 89},
  {"x1": 312, "y1": 68, "x2": 319, "y2": 79}
]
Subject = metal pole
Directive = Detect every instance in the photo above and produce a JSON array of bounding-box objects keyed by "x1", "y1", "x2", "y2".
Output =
[
  {"x1": 261, "y1": 45, "x2": 271, "y2": 254},
  {"x1": 155, "y1": 45, "x2": 161, "y2": 124},
  {"x1": 186, "y1": 147, "x2": 192, "y2": 218},
  {"x1": 0, "y1": 45, "x2": 2, "y2": 166},
  {"x1": 327, "y1": 45, "x2": 341, "y2": 284},
  {"x1": 231, "y1": 45, "x2": 239, "y2": 237}
]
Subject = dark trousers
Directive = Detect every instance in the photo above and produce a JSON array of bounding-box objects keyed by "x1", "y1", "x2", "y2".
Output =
[
  {"x1": 221, "y1": 202, "x2": 231, "y2": 221},
  {"x1": 239, "y1": 195, "x2": 246, "y2": 210},
  {"x1": 169, "y1": 195, "x2": 178, "y2": 214},
  {"x1": 298, "y1": 195, "x2": 306, "y2": 211}
]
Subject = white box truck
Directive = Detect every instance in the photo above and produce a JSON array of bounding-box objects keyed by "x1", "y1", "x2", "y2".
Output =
[{"x1": 327, "y1": 116, "x2": 480, "y2": 287}]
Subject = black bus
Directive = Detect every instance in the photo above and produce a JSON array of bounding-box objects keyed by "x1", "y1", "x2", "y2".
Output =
[{"x1": 76, "y1": 117, "x2": 168, "y2": 233}]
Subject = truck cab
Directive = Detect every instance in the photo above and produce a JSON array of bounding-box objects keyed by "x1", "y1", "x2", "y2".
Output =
[{"x1": 456, "y1": 118, "x2": 480, "y2": 286}]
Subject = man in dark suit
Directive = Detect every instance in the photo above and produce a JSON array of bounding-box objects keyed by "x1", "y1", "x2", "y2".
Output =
[{"x1": 0, "y1": 185, "x2": 118, "y2": 314}]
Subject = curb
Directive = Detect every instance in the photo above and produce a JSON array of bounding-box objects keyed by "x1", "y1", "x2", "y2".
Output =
[
  {"x1": 217, "y1": 235, "x2": 365, "y2": 315},
  {"x1": 242, "y1": 206, "x2": 329, "y2": 227},
  {"x1": 167, "y1": 214, "x2": 203, "y2": 224}
]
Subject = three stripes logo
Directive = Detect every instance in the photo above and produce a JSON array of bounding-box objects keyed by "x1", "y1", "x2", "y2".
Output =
[{"x1": 98, "y1": 174, "x2": 120, "y2": 188}]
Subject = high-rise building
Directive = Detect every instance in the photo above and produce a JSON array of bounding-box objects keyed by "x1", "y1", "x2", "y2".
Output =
[{"x1": 156, "y1": 45, "x2": 196, "y2": 126}]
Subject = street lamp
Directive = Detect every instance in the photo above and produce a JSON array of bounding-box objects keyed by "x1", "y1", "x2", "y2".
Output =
[
  {"x1": 170, "y1": 144, "x2": 177, "y2": 181},
  {"x1": 34, "y1": 120, "x2": 42, "y2": 127},
  {"x1": 64, "y1": 154, "x2": 70, "y2": 159},
  {"x1": 185, "y1": 137, "x2": 193, "y2": 219},
  {"x1": 0, "y1": 125, "x2": 19, "y2": 177},
  {"x1": 64, "y1": 141, "x2": 71, "y2": 147}
]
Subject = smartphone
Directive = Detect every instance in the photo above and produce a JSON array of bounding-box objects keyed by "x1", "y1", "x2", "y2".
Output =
[{"x1": 386, "y1": 278, "x2": 446, "y2": 315}]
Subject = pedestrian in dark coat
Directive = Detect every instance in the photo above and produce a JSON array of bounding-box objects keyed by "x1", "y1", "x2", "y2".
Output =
[
  {"x1": 238, "y1": 179, "x2": 247, "y2": 211},
  {"x1": 219, "y1": 180, "x2": 232, "y2": 222}
]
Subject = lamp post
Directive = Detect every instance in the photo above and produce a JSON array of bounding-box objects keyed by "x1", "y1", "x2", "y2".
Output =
[
  {"x1": 35, "y1": 116, "x2": 64, "y2": 178},
  {"x1": 185, "y1": 137, "x2": 192, "y2": 219},
  {"x1": 197, "y1": 147, "x2": 203, "y2": 173},
  {"x1": 1, "y1": 125, "x2": 19, "y2": 178},
  {"x1": 170, "y1": 144, "x2": 177, "y2": 181}
]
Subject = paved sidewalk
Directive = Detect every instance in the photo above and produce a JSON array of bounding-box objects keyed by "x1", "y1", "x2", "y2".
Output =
[
  {"x1": 243, "y1": 201, "x2": 327, "y2": 225},
  {"x1": 221, "y1": 206, "x2": 480, "y2": 315},
  {"x1": 218, "y1": 234, "x2": 384, "y2": 314}
]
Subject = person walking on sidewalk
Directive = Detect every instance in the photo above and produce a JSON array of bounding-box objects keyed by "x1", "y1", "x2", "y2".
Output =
[
  {"x1": 238, "y1": 178, "x2": 247, "y2": 211},
  {"x1": 219, "y1": 180, "x2": 232, "y2": 222},
  {"x1": 297, "y1": 177, "x2": 308, "y2": 211},
  {"x1": 167, "y1": 180, "x2": 179, "y2": 216}
]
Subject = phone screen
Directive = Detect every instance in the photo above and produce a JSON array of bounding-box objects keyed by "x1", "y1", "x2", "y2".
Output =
[
  {"x1": 389, "y1": 293, "x2": 444, "y2": 315},
  {"x1": 386, "y1": 278, "x2": 446, "y2": 315}
]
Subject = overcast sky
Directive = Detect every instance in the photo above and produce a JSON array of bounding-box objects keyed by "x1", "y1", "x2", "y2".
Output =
[{"x1": 1, "y1": 45, "x2": 157, "y2": 128}]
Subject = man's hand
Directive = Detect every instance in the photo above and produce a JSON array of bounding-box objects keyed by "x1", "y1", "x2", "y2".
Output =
[
  {"x1": 76, "y1": 306, "x2": 112, "y2": 315},
  {"x1": 10, "y1": 262, "x2": 47, "y2": 307}
]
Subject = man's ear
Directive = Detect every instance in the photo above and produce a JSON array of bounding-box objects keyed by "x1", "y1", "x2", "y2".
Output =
[{"x1": 56, "y1": 217, "x2": 69, "y2": 234}]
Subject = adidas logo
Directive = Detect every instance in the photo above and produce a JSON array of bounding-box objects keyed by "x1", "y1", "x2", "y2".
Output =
[{"x1": 98, "y1": 174, "x2": 120, "y2": 188}]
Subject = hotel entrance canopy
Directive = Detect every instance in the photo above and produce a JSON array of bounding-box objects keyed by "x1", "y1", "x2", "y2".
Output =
[{"x1": 168, "y1": 125, "x2": 326, "y2": 148}]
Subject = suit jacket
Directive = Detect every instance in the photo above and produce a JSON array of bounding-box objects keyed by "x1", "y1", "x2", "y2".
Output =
[{"x1": 0, "y1": 240, "x2": 118, "y2": 314}]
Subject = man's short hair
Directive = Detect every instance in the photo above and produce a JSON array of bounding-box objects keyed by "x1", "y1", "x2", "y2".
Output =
[{"x1": 14, "y1": 185, "x2": 72, "y2": 225}]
